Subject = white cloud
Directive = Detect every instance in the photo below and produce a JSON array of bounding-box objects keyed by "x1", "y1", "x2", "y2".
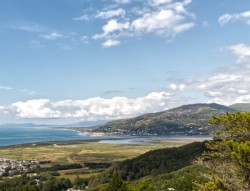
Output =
[
  {"x1": 12, "y1": 99, "x2": 62, "y2": 119},
  {"x1": 169, "y1": 84, "x2": 185, "y2": 91},
  {"x1": 148, "y1": 0, "x2": 172, "y2": 6},
  {"x1": 2, "y1": 44, "x2": 250, "y2": 120},
  {"x1": 114, "y1": 0, "x2": 131, "y2": 4},
  {"x1": 0, "y1": 86, "x2": 13, "y2": 90},
  {"x1": 0, "y1": 86, "x2": 35, "y2": 95},
  {"x1": 40, "y1": 32, "x2": 64, "y2": 40},
  {"x1": 1, "y1": 92, "x2": 179, "y2": 120},
  {"x1": 131, "y1": 9, "x2": 189, "y2": 35},
  {"x1": 218, "y1": 11, "x2": 250, "y2": 26},
  {"x1": 103, "y1": 19, "x2": 129, "y2": 34},
  {"x1": 168, "y1": 44, "x2": 250, "y2": 105},
  {"x1": 11, "y1": 23, "x2": 44, "y2": 33},
  {"x1": 211, "y1": 95, "x2": 250, "y2": 106},
  {"x1": 96, "y1": 8, "x2": 126, "y2": 19},
  {"x1": 93, "y1": 0, "x2": 195, "y2": 47},
  {"x1": 73, "y1": 14, "x2": 90, "y2": 21},
  {"x1": 228, "y1": 44, "x2": 250, "y2": 64},
  {"x1": 102, "y1": 39, "x2": 121, "y2": 47},
  {"x1": 93, "y1": 19, "x2": 130, "y2": 44},
  {"x1": 204, "y1": 91, "x2": 224, "y2": 98}
]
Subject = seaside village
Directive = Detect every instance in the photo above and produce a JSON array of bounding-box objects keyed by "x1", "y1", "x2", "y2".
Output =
[{"x1": 0, "y1": 158, "x2": 39, "y2": 176}]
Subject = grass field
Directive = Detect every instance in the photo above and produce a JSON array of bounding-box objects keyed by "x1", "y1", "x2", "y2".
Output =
[
  {"x1": 0, "y1": 137, "x2": 207, "y2": 180},
  {"x1": 0, "y1": 139, "x2": 187, "y2": 163}
]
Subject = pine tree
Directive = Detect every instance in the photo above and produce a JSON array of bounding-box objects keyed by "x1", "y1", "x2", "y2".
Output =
[
  {"x1": 197, "y1": 112, "x2": 250, "y2": 190},
  {"x1": 106, "y1": 171, "x2": 124, "y2": 191}
]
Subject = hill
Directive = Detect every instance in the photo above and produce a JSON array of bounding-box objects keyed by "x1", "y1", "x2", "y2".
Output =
[
  {"x1": 77, "y1": 103, "x2": 235, "y2": 136},
  {"x1": 89, "y1": 141, "x2": 207, "y2": 186},
  {"x1": 229, "y1": 103, "x2": 250, "y2": 112}
]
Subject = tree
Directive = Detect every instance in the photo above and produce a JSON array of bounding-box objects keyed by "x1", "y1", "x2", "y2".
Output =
[
  {"x1": 198, "y1": 112, "x2": 250, "y2": 190},
  {"x1": 106, "y1": 171, "x2": 125, "y2": 191},
  {"x1": 73, "y1": 175, "x2": 87, "y2": 189},
  {"x1": 126, "y1": 180, "x2": 154, "y2": 191}
]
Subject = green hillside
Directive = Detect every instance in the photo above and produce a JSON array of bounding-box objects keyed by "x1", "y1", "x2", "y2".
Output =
[
  {"x1": 151, "y1": 164, "x2": 209, "y2": 191},
  {"x1": 89, "y1": 141, "x2": 207, "y2": 186},
  {"x1": 229, "y1": 103, "x2": 250, "y2": 112},
  {"x1": 77, "y1": 103, "x2": 235, "y2": 135}
]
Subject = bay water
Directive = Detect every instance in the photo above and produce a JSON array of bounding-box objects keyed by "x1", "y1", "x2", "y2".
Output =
[{"x1": 0, "y1": 126, "x2": 90, "y2": 147}]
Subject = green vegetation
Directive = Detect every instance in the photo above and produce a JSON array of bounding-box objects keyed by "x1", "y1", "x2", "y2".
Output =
[
  {"x1": 2, "y1": 109, "x2": 249, "y2": 190},
  {"x1": 151, "y1": 164, "x2": 209, "y2": 191},
  {"x1": 229, "y1": 103, "x2": 250, "y2": 112},
  {"x1": 196, "y1": 112, "x2": 250, "y2": 190},
  {"x1": 89, "y1": 141, "x2": 207, "y2": 186},
  {"x1": 79, "y1": 103, "x2": 235, "y2": 136},
  {"x1": 0, "y1": 173, "x2": 72, "y2": 191},
  {"x1": 0, "y1": 138, "x2": 188, "y2": 185},
  {"x1": 88, "y1": 112, "x2": 250, "y2": 191},
  {"x1": 0, "y1": 139, "x2": 184, "y2": 164}
]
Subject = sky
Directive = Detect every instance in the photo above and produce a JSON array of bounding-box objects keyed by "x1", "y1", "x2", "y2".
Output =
[{"x1": 0, "y1": 0, "x2": 250, "y2": 124}]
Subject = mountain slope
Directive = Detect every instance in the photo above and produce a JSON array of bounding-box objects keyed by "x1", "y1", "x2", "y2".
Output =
[
  {"x1": 229, "y1": 103, "x2": 250, "y2": 112},
  {"x1": 78, "y1": 103, "x2": 235, "y2": 135},
  {"x1": 89, "y1": 141, "x2": 207, "y2": 186}
]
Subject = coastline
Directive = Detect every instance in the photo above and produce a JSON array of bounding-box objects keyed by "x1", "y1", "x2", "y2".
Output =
[
  {"x1": 0, "y1": 134, "x2": 212, "y2": 148},
  {"x1": 0, "y1": 125, "x2": 212, "y2": 148}
]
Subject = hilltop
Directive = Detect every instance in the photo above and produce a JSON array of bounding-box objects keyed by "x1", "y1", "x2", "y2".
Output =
[
  {"x1": 76, "y1": 103, "x2": 236, "y2": 136},
  {"x1": 229, "y1": 103, "x2": 250, "y2": 112}
]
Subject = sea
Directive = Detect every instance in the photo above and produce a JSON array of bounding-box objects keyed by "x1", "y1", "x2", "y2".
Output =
[
  {"x1": 0, "y1": 126, "x2": 211, "y2": 147},
  {"x1": 0, "y1": 126, "x2": 96, "y2": 147}
]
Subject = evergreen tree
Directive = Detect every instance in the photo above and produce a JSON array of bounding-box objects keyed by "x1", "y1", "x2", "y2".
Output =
[
  {"x1": 196, "y1": 112, "x2": 250, "y2": 190},
  {"x1": 106, "y1": 171, "x2": 124, "y2": 191}
]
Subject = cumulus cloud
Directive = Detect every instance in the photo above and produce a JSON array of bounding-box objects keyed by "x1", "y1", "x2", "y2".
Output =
[
  {"x1": 0, "y1": 92, "x2": 181, "y2": 120},
  {"x1": 12, "y1": 99, "x2": 62, "y2": 119},
  {"x1": 169, "y1": 84, "x2": 186, "y2": 91},
  {"x1": 102, "y1": 39, "x2": 121, "y2": 47},
  {"x1": 2, "y1": 44, "x2": 250, "y2": 120},
  {"x1": 168, "y1": 43, "x2": 250, "y2": 105},
  {"x1": 130, "y1": 9, "x2": 195, "y2": 36},
  {"x1": 93, "y1": 0, "x2": 195, "y2": 47},
  {"x1": 218, "y1": 11, "x2": 250, "y2": 26},
  {"x1": 93, "y1": 19, "x2": 130, "y2": 39},
  {"x1": 228, "y1": 44, "x2": 250, "y2": 64}
]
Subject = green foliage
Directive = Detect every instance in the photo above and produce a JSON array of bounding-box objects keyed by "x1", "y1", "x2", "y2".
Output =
[
  {"x1": 72, "y1": 175, "x2": 88, "y2": 189},
  {"x1": 151, "y1": 164, "x2": 209, "y2": 191},
  {"x1": 201, "y1": 112, "x2": 250, "y2": 190},
  {"x1": 126, "y1": 180, "x2": 154, "y2": 191},
  {"x1": 0, "y1": 173, "x2": 72, "y2": 191},
  {"x1": 194, "y1": 175, "x2": 229, "y2": 191},
  {"x1": 106, "y1": 171, "x2": 125, "y2": 191},
  {"x1": 81, "y1": 103, "x2": 235, "y2": 135},
  {"x1": 116, "y1": 141, "x2": 206, "y2": 181},
  {"x1": 89, "y1": 142, "x2": 206, "y2": 186}
]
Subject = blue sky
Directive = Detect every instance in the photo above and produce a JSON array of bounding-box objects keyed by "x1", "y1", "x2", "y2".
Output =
[{"x1": 0, "y1": 0, "x2": 250, "y2": 124}]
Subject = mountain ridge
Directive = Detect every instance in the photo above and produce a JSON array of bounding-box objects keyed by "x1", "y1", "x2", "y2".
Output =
[{"x1": 76, "y1": 103, "x2": 238, "y2": 136}]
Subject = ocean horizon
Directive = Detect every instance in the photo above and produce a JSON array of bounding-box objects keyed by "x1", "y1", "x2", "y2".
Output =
[
  {"x1": 0, "y1": 125, "x2": 212, "y2": 147},
  {"x1": 0, "y1": 126, "x2": 95, "y2": 147}
]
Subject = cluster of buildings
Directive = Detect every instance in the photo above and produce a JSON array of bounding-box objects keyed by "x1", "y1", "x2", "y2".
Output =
[{"x1": 0, "y1": 158, "x2": 39, "y2": 176}]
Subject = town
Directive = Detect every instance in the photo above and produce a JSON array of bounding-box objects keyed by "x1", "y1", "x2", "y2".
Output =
[{"x1": 0, "y1": 158, "x2": 39, "y2": 176}]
